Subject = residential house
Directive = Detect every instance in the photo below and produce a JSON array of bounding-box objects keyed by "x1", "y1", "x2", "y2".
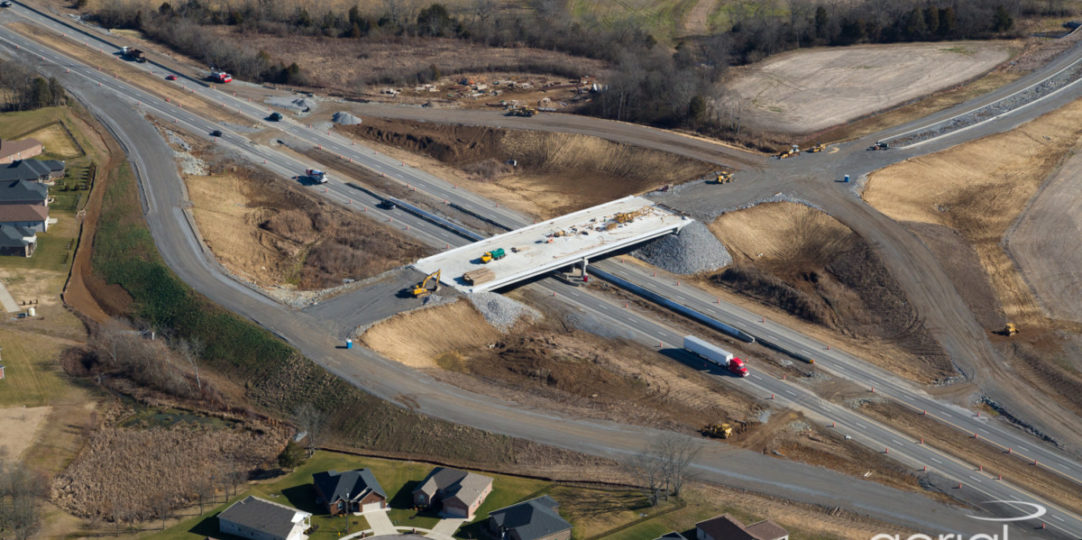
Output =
[
  {"x1": 0, "y1": 180, "x2": 50, "y2": 236},
  {"x1": 412, "y1": 467, "x2": 493, "y2": 519},
  {"x1": 312, "y1": 469, "x2": 387, "y2": 516},
  {"x1": 654, "y1": 533, "x2": 688, "y2": 540},
  {"x1": 0, "y1": 224, "x2": 37, "y2": 257},
  {"x1": 0, "y1": 159, "x2": 66, "y2": 184},
  {"x1": 696, "y1": 514, "x2": 789, "y2": 540},
  {"x1": 486, "y1": 495, "x2": 571, "y2": 540},
  {"x1": 217, "y1": 496, "x2": 311, "y2": 540},
  {"x1": 0, "y1": 138, "x2": 43, "y2": 165}
]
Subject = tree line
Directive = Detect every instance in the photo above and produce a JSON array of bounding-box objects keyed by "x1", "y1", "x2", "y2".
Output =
[{"x1": 0, "y1": 59, "x2": 65, "y2": 112}]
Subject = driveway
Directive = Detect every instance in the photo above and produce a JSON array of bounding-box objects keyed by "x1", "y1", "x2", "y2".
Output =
[
  {"x1": 427, "y1": 517, "x2": 465, "y2": 540},
  {"x1": 364, "y1": 509, "x2": 397, "y2": 536}
]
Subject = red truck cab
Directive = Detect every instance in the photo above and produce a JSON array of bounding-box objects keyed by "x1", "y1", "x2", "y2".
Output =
[{"x1": 729, "y1": 358, "x2": 749, "y2": 377}]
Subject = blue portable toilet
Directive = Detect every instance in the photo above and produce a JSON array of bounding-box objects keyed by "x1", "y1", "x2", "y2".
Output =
[
  {"x1": 346, "y1": 338, "x2": 353, "y2": 349},
  {"x1": 843, "y1": 174, "x2": 850, "y2": 183}
]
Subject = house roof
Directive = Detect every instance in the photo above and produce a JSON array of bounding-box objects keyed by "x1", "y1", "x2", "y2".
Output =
[
  {"x1": 218, "y1": 496, "x2": 310, "y2": 539},
  {"x1": 0, "y1": 224, "x2": 36, "y2": 248},
  {"x1": 0, "y1": 180, "x2": 48, "y2": 203},
  {"x1": 0, "y1": 138, "x2": 42, "y2": 161},
  {"x1": 744, "y1": 520, "x2": 788, "y2": 540},
  {"x1": 0, "y1": 160, "x2": 65, "y2": 183},
  {"x1": 489, "y1": 495, "x2": 570, "y2": 540},
  {"x1": 414, "y1": 467, "x2": 492, "y2": 507},
  {"x1": 0, "y1": 204, "x2": 48, "y2": 223},
  {"x1": 313, "y1": 469, "x2": 386, "y2": 504},
  {"x1": 653, "y1": 533, "x2": 687, "y2": 540},
  {"x1": 697, "y1": 514, "x2": 787, "y2": 540}
]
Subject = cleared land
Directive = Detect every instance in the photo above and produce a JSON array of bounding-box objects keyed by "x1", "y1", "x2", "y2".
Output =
[
  {"x1": 706, "y1": 202, "x2": 950, "y2": 383},
  {"x1": 723, "y1": 41, "x2": 1011, "y2": 134},
  {"x1": 864, "y1": 97, "x2": 1082, "y2": 413},
  {"x1": 182, "y1": 159, "x2": 430, "y2": 291},
  {"x1": 23, "y1": 122, "x2": 83, "y2": 159},
  {"x1": 1006, "y1": 150, "x2": 1082, "y2": 323},
  {"x1": 0, "y1": 406, "x2": 51, "y2": 460},
  {"x1": 341, "y1": 118, "x2": 713, "y2": 218}
]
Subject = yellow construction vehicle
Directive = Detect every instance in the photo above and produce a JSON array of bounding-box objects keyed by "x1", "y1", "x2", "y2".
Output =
[
  {"x1": 412, "y1": 270, "x2": 441, "y2": 297},
  {"x1": 777, "y1": 144, "x2": 800, "y2": 159},
  {"x1": 480, "y1": 248, "x2": 507, "y2": 264},
  {"x1": 714, "y1": 171, "x2": 734, "y2": 184},
  {"x1": 506, "y1": 106, "x2": 538, "y2": 117},
  {"x1": 701, "y1": 422, "x2": 733, "y2": 439},
  {"x1": 1002, "y1": 322, "x2": 1018, "y2": 336},
  {"x1": 809, "y1": 143, "x2": 827, "y2": 153}
]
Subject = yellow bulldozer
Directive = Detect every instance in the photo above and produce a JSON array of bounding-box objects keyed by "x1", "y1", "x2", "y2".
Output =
[
  {"x1": 1001, "y1": 322, "x2": 1018, "y2": 336},
  {"x1": 808, "y1": 143, "x2": 827, "y2": 153},
  {"x1": 412, "y1": 270, "x2": 441, "y2": 297},
  {"x1": 714, "y1": 171, "x2": 734, "y2": 184},
  {"x1": 700, "y1": 422, "x2": 733, "y2": 439}
]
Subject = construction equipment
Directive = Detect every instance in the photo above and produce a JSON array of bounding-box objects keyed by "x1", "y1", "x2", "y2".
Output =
[
  {"x1": 808, "y1": 143, "x2": 827, "y2": 153},
  {"x1": 714, "y1": 171, "x2": 734, "y2": 184},
  {"x1": 480, "y1": 248, "x2": 506, "y2": 264},
  {"x1": 776, "y1": 144, "x2": 800, "y2": 159},
  {"x1": 701, "y1": 422, "x2": 733, "y2": 439},
  {"x1": 867, "y1": 141, "x2": 889, "y2": 151},
  {"x1": 1001, "y1": 322, "x2": 1018, "y2": 336},
  {"x1": 463, "y1": 268, "x2": 495, "y2": 286},
  {"x1": 506, "y1": 106, "x2": 537, "y2": 117},
  {"x1": 412, "y1": 270, "x2": 441, "y2": 297}
]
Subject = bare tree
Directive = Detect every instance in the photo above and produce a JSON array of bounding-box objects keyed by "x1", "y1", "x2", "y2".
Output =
[
  {"x1": 293, "y1": 403, "x2": 327, "y2": 457},
  {"x1": 0, "y1": 454, "x2": 46, "y2": 540},
  {"x1": 194, "y1": 477, "x2": 215, "y2": 515},
  {"x1": 150, "y1": 492, "x2": 171, "y2": 531},
  {"x1": 177, "y1": 337, "x2": 204, "y2": 392},
  {"x1": 625, "y1": 434, "x2": 701, "y2": 505}
]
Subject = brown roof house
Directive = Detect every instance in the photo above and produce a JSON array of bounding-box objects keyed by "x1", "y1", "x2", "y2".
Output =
[
  {"x1": 412, "y1": 467, "x2": 493, "y2": 519},
  {"x1": 696, "y1": 514, "x2": 788, "y2": 540},
  {"x1": 218, "y1": 496, "x2": 311, "y2": 540},
  {"x1": 0, "y1": 138, "x2": 43, "y2": 165},
  {"x1": 486, "y1": 496, "x2": 571, "y2": 540},
  {"x1": 312, "y1": 469, "x2": 387, "y2": 516}
]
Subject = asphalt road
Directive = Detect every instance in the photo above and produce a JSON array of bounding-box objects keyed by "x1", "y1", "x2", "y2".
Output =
[{"x1": 6, "y1": 3, "x2": 1082, "y2": 536}]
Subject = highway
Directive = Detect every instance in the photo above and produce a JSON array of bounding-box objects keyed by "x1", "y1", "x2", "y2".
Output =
[{"x1": 4, "y1": 2, "x2": 1082, "y2": 536}]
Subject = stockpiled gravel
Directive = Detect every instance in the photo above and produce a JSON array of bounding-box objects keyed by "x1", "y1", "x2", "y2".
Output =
[
  {"x1": 333, "y1": 111, "x2": 363, "y2": 125},
  {"x1": 633, "y1": 220, "x2": 732, "y2": 274},
  {"x1": 468, "y1": 292, "x2": 541, "y2": 331}
]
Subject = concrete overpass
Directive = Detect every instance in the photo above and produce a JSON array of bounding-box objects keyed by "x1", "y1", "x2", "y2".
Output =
[{"x1": 413, "y1": 196, "x2": 689, "y2": 292}]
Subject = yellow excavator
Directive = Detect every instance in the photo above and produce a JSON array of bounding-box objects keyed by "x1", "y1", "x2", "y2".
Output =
[
  {"x1": 808, "y1": 143, "x2": 827, "y2": 153},
  {"x1": 1001, "y1": 322, "x2": 1018, "y2": 336},
  {"x1": 412, "y1": 270, "x2": 441, "y2": 297},
  {"x1": 701, "y1": 422, "x2": 733, "y2": 439},
  {"x1": 714, "y1": 171, "x2": 734, "y2": 184}
]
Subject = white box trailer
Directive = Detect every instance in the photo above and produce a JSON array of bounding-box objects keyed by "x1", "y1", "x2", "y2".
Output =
[{"x1": 684, "y1": 335, "x2": 748, "y2": 377}]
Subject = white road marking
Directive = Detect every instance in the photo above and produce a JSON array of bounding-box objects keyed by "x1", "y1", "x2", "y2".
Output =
[{"x1": 931, "y1": 457, "x2": 943, "y2": 464}]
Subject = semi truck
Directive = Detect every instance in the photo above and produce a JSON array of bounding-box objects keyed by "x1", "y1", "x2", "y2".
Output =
[
  {"x1": 305, "y1": 169, "x2": 328, "y2": 184},
  {"x1": 120, "y1": 46, "x2": 146, "y2": 62},
  {"x1": 210, "y1": 71, "x2": 233, "y2": 83},
  {"x1": 684, "y1": 335, "x2": 748, "y2": 377}
]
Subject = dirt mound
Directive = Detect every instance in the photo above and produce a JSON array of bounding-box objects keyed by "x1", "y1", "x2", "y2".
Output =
[
  {"x1": 184, "y1": 164, "x2": 429, "y2": 290},
  {"x1": 723, "y1": 41, "x2": 1012, "y2": 134},
  {"x1": 708, "y1": 202, "x2": 949, "y2": 382},
  {"x1": 343, "y1": 118, "x2": 712, "y2": 217},
  {"x1": 360, "y1": 301, "x2": 501, "y2": 368}
]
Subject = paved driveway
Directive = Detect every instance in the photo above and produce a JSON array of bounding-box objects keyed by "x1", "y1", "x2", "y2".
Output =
[
  {"x1": 427, "y1": 517, "x2": 465, "y2": 540},
  {"x1": 364, "y1": 509, "x2": 397, "y2": 536}
]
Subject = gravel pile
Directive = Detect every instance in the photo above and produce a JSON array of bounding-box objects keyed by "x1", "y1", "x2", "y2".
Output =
[
  {"x1": 889, "y1": 60, "x2": 1082, "y2": 147},
  {"x1": 175, "y1": 151, "x2": 207, "y2": 175},
  {"x1": 467, "y1": 292, "x2": 541, "y2": 331},
  {"x1": 633, "y1": 220, "x2": 731, "y2": 274},
  {"x1": 332, "y1": 111, "x2": 362, "y2": 125},
  {"x1": 164, "y1": 130, "x2": 191, "y2": 151},
  {"x1": 266, "y1": 95, "x2": 316, "y2": 115}
]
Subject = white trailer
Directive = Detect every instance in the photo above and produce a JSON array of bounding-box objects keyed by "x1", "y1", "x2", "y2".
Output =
[{"x1": 684, "y1": 335, "x2": 748, "y2": 377}]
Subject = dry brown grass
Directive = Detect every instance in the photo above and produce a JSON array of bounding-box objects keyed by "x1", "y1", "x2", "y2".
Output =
[
  {"x1": 23, "y1": 123, "x2": 83, "y2": 159},
  {"x1": 863, "y1": 98, "x2": 1082, "y2": 329},
  {"x1": 360, "y1": 300, "x2": 500, "y2": 368},
  {"x1": 0, "y1": 406, "x2": 52, "y2": 460}
]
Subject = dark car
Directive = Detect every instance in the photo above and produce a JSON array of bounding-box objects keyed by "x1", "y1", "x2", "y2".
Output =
[
  {"x1": 165, "y1": 74, "x2": 177, "y2": 81},
  {"x1": 0, "y1": 2, "x2": 12, "y2": 8},
  {"x1": 378, "y1": 199, "x2": 396, "y2": 210},
  {"x1": 267, "y1": 112, "x2": 283, "y2": 121},
  {"x1": 210, "y1": 129, "x2": 223, "y2": 137}
]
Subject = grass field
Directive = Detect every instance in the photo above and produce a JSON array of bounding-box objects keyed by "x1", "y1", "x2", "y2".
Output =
[{"x1": 0, "y1": 327, "x2": 70, "y2": 407}]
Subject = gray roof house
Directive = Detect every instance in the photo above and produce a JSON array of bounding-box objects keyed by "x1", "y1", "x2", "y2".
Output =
[
  {"x1": 312, "y1": 469, "x2": 387, "y2": 516},
  {"x1": 0, "y1": 224, "x2": 37, "y2": 257},
  {"x1": 218, "y1": 496, "x2": 311, "y2": 540},
  {"x1": 0, "y1": 180, "x2": 48, "y2": 206},
  {"x1": 486, "y1": 495, "x2": 571, "y2": 540},
  {"x1": 696, "y1": 514, "x2": 788, "y2": 540},
  {"x1": 412, "y1": 467, "x2": 493, "y2": 519},
  {"x1": 0, "y1": 160, "x2": 65, "y2": 184}
]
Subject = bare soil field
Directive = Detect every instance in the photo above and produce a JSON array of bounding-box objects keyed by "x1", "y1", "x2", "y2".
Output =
[
  {"x1": 706, "y1": 202, "x2": 950, "y2": 383},
  {"x1": 361, "y1": 299, "x2": 759, "y2": 431},
  {"x1": 183, "y1": 159, "x2": 429, "y2": 290},
  {"x1": 0, "y1": 406, "x2": 52, "y2": 460},
  {"x1": 1006, "y1": 150, "x2": 1082, "y2": 324},
  {"x1": 341, "y1": 118, "x2": 713, "y2": 218},
  {"x1": 722, "y1": 41, "x2": 1012, "y2": 134}
]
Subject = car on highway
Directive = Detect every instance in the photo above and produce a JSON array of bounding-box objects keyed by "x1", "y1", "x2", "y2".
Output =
[
  {"x1": 267, "y1": 112, "x2": 283, "y2": 121},
  {"x1": 210, "y1": 129, "x2": 223, "y2": 137},
  {"x1": 0, "y1": 2, "x2": 12, "y2": 8},
  {"x1": 165, "y1": 74, "x2": 177, "y2": 81},
  {"x1": 378, "y1": 199, "x2": 396, "y2": 210}
]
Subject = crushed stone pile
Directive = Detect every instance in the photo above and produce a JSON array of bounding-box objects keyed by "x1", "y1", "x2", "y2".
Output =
[
  {"x1": 266, "y1": 95, "x2": 315, "y2": 114},
  {"x1": 332, "y1": 111, "x2": 362, "y2": 125},
  {"x1": 468, "y1": 292, "x2": 541, "y2": 332},
  {"x1": 633, "y1": 220, "x2": 731, "y2": 275}
]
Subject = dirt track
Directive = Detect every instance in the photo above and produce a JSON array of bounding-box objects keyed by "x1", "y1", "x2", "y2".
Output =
[
  {"x1": 724, "y1": 41, "x2": 1012, "y2": 134},
  {"x1": 1006, "y1": 150, "x2": 1082, "y2": 323}
]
